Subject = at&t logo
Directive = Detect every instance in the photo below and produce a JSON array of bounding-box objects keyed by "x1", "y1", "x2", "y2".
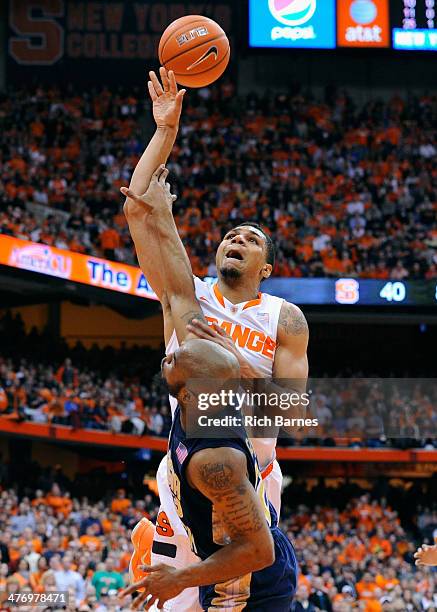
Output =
[
  {"x1": 346, "y1": 0, "x2": 382, "y2": 43},
  {"x1": 268, "y1": 0, "x2": 317, "y2": 41}
]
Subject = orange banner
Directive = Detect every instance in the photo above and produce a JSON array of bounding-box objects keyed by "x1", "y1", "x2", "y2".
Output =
[
  {"x1": 0, "y1": 235, "x2": 158, "y2": 301},
  {"x1": 337, "y1": 0, "x2": 390, "y2": 48}
]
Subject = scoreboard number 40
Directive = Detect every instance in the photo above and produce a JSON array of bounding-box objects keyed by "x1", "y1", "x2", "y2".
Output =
[{"x1": 379, "y1": 282, "x2": 407, "y2": 303}]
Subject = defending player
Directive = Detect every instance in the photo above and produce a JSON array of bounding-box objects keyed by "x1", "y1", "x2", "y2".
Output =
[
  {"x1": 123, "y1": 69, "x2": 308, "y2": 610},
  {"x1": 120, "y1": 167, "x2": 298, "y2": 611}
]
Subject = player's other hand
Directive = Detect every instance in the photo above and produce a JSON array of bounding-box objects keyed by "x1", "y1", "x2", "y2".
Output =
[
  {"x1": 121, "y1": 165, "x2": 176, "y2": 216},
  {"x1": 414, "y1": 543, "x2": 437, "y2": 566},
  {"x1": 186, "y1": 319, "x2": 259, "y2": 378},
  {"x1": 119, "y1": 563, "x2": 184, "y2": 610},
  {"x1": 149, "y1": 67, "x2": 186, "y2": 130}
]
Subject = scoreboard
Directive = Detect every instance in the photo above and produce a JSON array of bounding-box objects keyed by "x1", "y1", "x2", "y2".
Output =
[
  {"x1": 1, "y1": 236, "x2": 436, "y2": 308},
  {"x1": 249, "y1": 0, "x2": 437, "y2": 50},
  {"x1": 211, "y1": 277, "x2": 437, "y2": 307},
  {"x1": 392, "y1": 0, "x2": 437, "y2": 49}
]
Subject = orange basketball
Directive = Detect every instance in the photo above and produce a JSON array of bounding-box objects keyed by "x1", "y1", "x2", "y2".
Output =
[{"x1": 158, "y1": 15, "x2": 230, "y2": 88}]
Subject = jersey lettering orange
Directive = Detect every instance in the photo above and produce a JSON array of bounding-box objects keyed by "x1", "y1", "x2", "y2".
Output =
[
  {"x1": 247, "y1": 330, "x2": 264, "y2": 352},
  {"x1": 156, "y1": 511, "x2": 174, "y2": 537},
  {"x1": 204, "y1": 317, "x2": 276, "y2": 359},
  {"x1": 262, "y1": 336, "x2": 276, "y2": 359},
  {"x1": 221, "y1": 320, "x2": 232, "y2": 335},
  {"x1": 231, "y1": 325, "x2": 250, "y2": 347}
]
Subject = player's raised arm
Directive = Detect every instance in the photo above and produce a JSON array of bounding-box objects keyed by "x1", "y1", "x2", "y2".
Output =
[
  {"x1": 121, "y1": 166, "x2": 205, "y2": 344},
  {"x1": 123, "y1": 68, "x2": 186, "y2": 301},
  {"x1": 121, "y1": 447, "x2": 274, "y2": 609}
]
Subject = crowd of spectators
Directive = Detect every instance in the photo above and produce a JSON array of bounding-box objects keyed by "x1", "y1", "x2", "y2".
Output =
[
  {"x1": 0, "y1": 462, "x2": 436, "y2": 611},
  {"x1": 1, "y1": 312, "x2": 436, "y2": 449},
  {"x1": 0, "y1": 84, "x2": 436, "y2": 279},
  {"x1": 281, "y1": 479, "x2": 437, "y2": 611},
  {"x1": 0, "y1": 312, "x2": 170, "y2": 438}
]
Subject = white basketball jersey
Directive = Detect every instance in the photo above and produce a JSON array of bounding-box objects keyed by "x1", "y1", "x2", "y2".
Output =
[{"x1": 166, "y1": 277, "x2": 284, "y2": 469}]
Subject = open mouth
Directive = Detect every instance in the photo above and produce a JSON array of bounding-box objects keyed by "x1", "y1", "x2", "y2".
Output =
[{"x1": 225, "y1": 249, "x2": 244, "y2": 261}]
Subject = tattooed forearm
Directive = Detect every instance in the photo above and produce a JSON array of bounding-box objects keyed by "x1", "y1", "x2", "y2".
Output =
[
  {"x1": 224, "y1": 496, "x2": 264, "y2": 537},
  {"x1": 278, "y1": 302, "x2": 308, "y2": 336},
  {"x1": 198, "y1": 461, "x2": 265, "y2": 536},
  {"x1": 180, "y1": 309, "x2": 207, "y2": 326}
]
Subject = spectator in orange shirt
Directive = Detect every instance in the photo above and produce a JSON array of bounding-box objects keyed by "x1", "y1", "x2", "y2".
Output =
[
  {"x1": 356, "y1": 572, "x2": 378, "y2": 600},
  {"x1": 79, "y1": 525, "x2": 102, "y2": 551},
  {"x1": 110, "y1": 489, "x2": 131, "y2": 515},
  {"x1": 369, "y1": 528, "x2": 392, "y2": 558},
  {"x1": 18, "y1": 527, "x2": 42, "y2": 555},
  {"x1": 0, "y1": 386, "x2": 7, "y2": 412},
  {"x1": 56, "y1": 358, "x2": 78, "y2": 387},
  {"x1": 11, "y1": 559, "x2": 30, "y2": 588},
  {"x1": 100, "y1": 224, "x2": 121, "y2": 260},
  {"x1": 29, "y1": 557, "x2": 48, "y2": 593},
  {"x1": 45, "y1": 484, "x2": 72, "y2": 518}
]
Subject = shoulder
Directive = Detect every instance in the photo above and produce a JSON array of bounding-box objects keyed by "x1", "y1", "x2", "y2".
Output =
[
  {"x1": 193, "y1": 275, "x2": 208, "y2": 291},
  {"x1": 277, "y1": 300, "x2": 309, "y2": 339},
  {"x1": 186, "y1": 446, "x2": 247, "y2": 493}
]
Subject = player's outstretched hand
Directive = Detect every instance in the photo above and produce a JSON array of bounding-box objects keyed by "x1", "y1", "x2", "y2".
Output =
[
  {"x1": 119, "y1": 563, "x2": 184, "y2": 610},
  {"x1": 414, "y1": 543, "x2": 437, "y2": 566},
  {"x1": 121, "y1": 165, "x2": 176, "y2": 216},
  {"x1": 149, "y1": 67, "x2": 186, "y2": 130}
]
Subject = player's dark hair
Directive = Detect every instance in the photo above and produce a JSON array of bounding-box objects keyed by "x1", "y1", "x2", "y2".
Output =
[{"x1": 235, "y1": 222, "x2": 276, "y2": 267}]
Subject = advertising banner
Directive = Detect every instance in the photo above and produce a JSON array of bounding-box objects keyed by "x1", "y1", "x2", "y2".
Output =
[
  {"x1": 1, "y1": 236, "x2": 436, "y2": 306},
  {"x1": 249, "y1": 0, "x2": 336, "y2": 49},
  {"x1": 337, "y1": 0, "x2": 390, "y2": 47},
  {"x1": 0, "y1": 235, "x2": 158, "y2": 301}
]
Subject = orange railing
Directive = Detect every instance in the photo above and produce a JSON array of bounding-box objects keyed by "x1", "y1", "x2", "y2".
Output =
[{"x1": 1, "y1": 419, "x2": 436, "y2": 462}]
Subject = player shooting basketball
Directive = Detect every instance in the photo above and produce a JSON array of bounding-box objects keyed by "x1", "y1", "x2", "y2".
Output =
[
  {"x1": 120, "y1": 167, "x2": 298, "y2": 611},
  {"x1": 122, "y1": 68, "x2": 308, "y2": 611}
]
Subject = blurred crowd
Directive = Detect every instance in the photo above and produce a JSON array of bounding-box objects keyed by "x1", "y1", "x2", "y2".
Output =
[
  {"x1": 282, "y1": 479, "x2": 437, "y2": 612},
  {"x1": 0, "y1": 312, "x2": 170, "y2": 438},
  {"x1": 0, "y1": 463, "x2": 436, "y2": 611},
  {"x1": 1, "y1": 312, "x2": 436, "y2": 449},
  {"x1": 0, "y1": 84, "x2": 436, "y2": 279}
]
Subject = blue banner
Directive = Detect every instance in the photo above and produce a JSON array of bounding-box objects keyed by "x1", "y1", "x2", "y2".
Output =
[{"x1": 249, "y1": 0, "x2": 336, "y2": 49}]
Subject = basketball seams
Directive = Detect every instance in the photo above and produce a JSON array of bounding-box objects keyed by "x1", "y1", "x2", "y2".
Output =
[
  {"x1": 159, "y1": 17, "x2": 225, "y2": 64},
  {"x1": 162, "y1": 34, "x2": 228, "y2": 70}
]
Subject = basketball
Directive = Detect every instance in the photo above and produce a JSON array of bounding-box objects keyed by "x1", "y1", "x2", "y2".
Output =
[{"x1": 158, "y1": 15, "x2": 230, "y2": 88}]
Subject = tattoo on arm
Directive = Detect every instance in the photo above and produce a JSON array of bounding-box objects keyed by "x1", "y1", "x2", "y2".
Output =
[
  {"x1": 199, "y1": 463, "x2": 234, "y2": 493},
  {"x1": 180, "y1": 309, "x2": 207, "y2": 326},
  {"x1": 197, "y1": 461, "x2": 264, "y2": 537},
  {"x1": 278, "y1": 302, "x2": 309, "y2": 336}
]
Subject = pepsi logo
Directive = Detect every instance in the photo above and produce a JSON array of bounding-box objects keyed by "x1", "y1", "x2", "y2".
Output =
[{"x1": 268, "y1": 0, "x2": 316, "y2": 26}]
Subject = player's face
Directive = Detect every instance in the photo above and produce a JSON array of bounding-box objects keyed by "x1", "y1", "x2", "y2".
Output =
[
  {"x1": 161, "y1": 350, "x2": 185, "y2": 398},
  {"x1": 216, "y1": 227, "x2": 269, "y2": 281}
]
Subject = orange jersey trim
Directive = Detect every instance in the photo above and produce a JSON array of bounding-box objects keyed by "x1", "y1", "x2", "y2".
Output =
[{"x1": 213, "y1": 283, "x2": 262, "y2": 311}]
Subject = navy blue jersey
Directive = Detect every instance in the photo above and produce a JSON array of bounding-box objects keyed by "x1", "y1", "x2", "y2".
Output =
[{"x1": 168, "y1": 405, "x2": 298, "y2": 610}]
